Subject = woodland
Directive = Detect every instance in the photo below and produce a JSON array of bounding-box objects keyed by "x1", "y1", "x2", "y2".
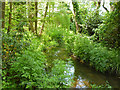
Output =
[{"x1": 1, "y1": 0, "x2": 120, "y2": 89}]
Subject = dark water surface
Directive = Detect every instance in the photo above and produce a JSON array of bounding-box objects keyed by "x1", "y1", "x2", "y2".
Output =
[{"x1": 45, "y1": 46, "x2": 120, "y2": 88}]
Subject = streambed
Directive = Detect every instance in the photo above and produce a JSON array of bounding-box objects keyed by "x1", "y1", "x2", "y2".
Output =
[{"x1": 45, "y1": 46, "x2": 120, "y2": 88}]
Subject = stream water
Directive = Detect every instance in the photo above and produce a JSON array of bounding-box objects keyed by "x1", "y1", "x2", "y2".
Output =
[{"x1": 45, "y1": 46, "x2": 120, "y2": 88}]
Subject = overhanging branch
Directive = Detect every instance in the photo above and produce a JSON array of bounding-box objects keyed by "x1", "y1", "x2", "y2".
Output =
[{"x1": 102, "y1": 0, "x2": 109, "y2": 12}]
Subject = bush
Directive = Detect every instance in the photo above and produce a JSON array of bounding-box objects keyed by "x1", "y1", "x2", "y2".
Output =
[
  {"x1": 42, "y1": 59, "x2": 71, "y2": 88},
  {"x1": 63, "y1": 31, "x2": 75, "y2": 54},
  {"x1": 73, "y1": 34, "x2": 94, "y2": 61},
  {"x1": 2, "y1": 30, "x2": 34, "y2": 69},
  {"x1": 64, "y1": 33, "x2": 120, "y2": 74},
  {"x1": 91, "y1": 81, "x2": 112, "y2": 88},
  {"x1": 43, "y1": 24, "x2": 65, "y2": 45},
  {"x1": 4, "y1": 47, "x2": 46, "y2": 88},
  {"x1": 93, "y1": 2, "x2": 120, "y2": 48},
  {"x1": 89, "y1": 43, "x2": 119, "y2": 73},
  {"x1": 2, "y1": 38, "x2": 72, "y2": 88}
]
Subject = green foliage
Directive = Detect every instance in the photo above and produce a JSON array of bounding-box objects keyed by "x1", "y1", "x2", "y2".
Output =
[
  {"x1": 70, "y1": 22, "x2": 76, "y2": 33},
  {"x1": 5, "y1": 2, "x2": 27, "y2": 31},
  {"x1": 73, "y1": 34, "x2": 94, "y2": 61},
  {"x1": 84, "y1": 11, "x2": 102, "y2": 35},
  {"x1": 42, "y1": 24, "x2": 66, "y2": 45},
  {"x1": 89, "y1": 43, "x2": 119, "y2": 73},
  {"x1": 2, "y1": 30, "x2": 34, "y2": 69},
  {"x1": 53, "y1": 10, "x2": 70, "y2": 29},
  {"x1": 70, "y1": 2, "x2": 103, "y2": 35},
  {"x1": 2, "y1": 35, "x2": 72, "y2": 88},
  {"x1": 2, "y1": 41, "x2": 46, "y2": 88},
  {"x1": 43, "y1": 59, "x2": 71, "y2": 88},
  {"x1": 2, "y1": 1, "x2": 120, "y2": 89},
  {"x1": 91, "y1": 81, "x2": 112, "y2": 88},
  {"x1": 2, "y1": 30, "x2": 36, "y2": 88},
  {"x1": 64, "y1": 33, "x2": 120, "y2": 74},
  {"x1": 72, "y1": 1, "x2": 82, "y2": 25},
  {"x1": 93, "y1": 2, "x2": 120, "y2": 48},
  {"x1": 63, "y1": 31, "x2": 75, "y2": 54}
]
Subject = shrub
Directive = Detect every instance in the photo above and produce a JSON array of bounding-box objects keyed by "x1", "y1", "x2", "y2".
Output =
[
  {"x1": 73, "y1": 34, "x2": 94, "y2": 61},
  {"x1": 89, "y1": 43, "x2": 119, "y2": 73},
  {"x1": 91, "y1": 81, "x2": 112, "y2": 88},
  {"x1": 2, "y1": 38, "x2": 72, "y2": 88},
  {"x1": 43, "y1": 24, "x2": 65, "y2": 45},
  {"x1": 2, "y1": 30, "x2": 34, "y2": 69},
  {"x1": 63, "y1": 31, "x2": 75, "y2": 54},
  {"x1": 93, "y1": 2, "x2": 120, "y2": 48},
  {"x1": 64, "y1": 33, "x2": 120, "y2": 74}
]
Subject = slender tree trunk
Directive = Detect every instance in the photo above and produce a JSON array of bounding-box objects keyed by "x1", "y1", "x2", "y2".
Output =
[
  {"x1": 97, "y1": 0, "x2": 101, "y2": 9},
  {"x1": 94, "y1": 1, "x2": 97, "y2": 7},
  {"x1": 74, "y1": 14, "x2": 78, "y2": 33},
  {"x1": 30, "y1": 15, "x2": 34, "y2": 33},
  {"x1": 28, "y1": 2, "x2": 34, "y2": 32},
  {"x1": 8, "y1": 2, "x2": 12, "y2": 33},
  {"x1": 35, "y1": 1, "x2": 38, "y2": 34},
  {"x1": 96, "y1": 0, "x2": 101, "y2": 15},
  {"x1": 2, "y1": 2, "x2": 5, "y2": 28},
  {"x1": 28, "y1": 2, "x2": 30, "y2": 31},
  {"x1": 39, "y1": 2, "x2": 49, "y2": 35},
  {"x1": 72, "y1": 0, "x2": 79, "y2": 34}
]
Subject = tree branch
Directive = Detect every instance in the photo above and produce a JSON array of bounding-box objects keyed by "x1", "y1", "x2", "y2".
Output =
[
  {"x1": 39, "y1": 2, "x2": 49, "y2": 35},
  {"x1": 102, "y1": 1, "x2": 109, "y2": 12}
]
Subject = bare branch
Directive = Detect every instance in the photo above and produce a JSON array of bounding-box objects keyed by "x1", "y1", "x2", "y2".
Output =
[{"x1": 102, "y1": 0, "x2": 109, "y2": 12}]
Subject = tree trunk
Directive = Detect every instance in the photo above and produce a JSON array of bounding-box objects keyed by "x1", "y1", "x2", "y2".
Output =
[
  {"x1": 72, "y1": 0, "x2": 79, "y2": 34},
  {"x1": 74, "y1": 15, "x2": 78, "y2": 33},
  {"x1": 8, "y1": 2, "x2": 12, "y2": 33},
  {"x1": 97, "y1": 0, "x2": 101, "y2": 9},
  {"x1": 28, "y1": 2, "x2": 34, "y2": 32},
  {"x1": 96, "y1": 0, "x2": 101, "y2": 15},
  {"x1": 39, "y1": 2, "x2": 49, "y2": 35},
  {"x1": 94, "y1": 1, "x2": 97, "y2": 7},
  {"x1": 2, "y1": 2, "x2": 5, "y2": 29},
  {"x1": 35, "y1": 1, "x2": 38, "y2": 34}
]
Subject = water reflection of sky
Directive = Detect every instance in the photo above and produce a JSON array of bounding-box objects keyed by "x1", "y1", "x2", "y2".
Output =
[
  {"x1": 64, "y1": 62, "x2": 74, "y2": 86},
  {"x1": 46, "y1": 47, "x2": 120, "y2": 88},
  {"x1": 69, "y1": 60, "x2": 120, "y2": 88},
  {"x1": 65, "y1": 62, "x2": 91, "y2": 88}
]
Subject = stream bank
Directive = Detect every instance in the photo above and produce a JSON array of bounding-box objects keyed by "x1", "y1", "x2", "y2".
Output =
[{"x1": 45, "y1": 46, "x2": 120, "y2": 88}]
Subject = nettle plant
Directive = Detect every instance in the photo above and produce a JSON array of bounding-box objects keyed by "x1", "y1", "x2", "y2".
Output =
[
  {"x1": 64, "y1": 32, "x2": 119, "y2": 74},
  {"x1": 43, "y1": 24, "x2": 66, "y2": 45},
  {"x1": 2, "y1": 38, "x2": 72, "y2": 88},
  {"x1": 73, "y1": 34, "x2": 94, "y2": 61},
  {"x1": 2, "y1": 30, "x2": 33, "y2": 70}
]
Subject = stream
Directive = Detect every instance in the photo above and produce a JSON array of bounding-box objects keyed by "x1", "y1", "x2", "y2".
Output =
[{"x1": 45, "y1": 46, "x2": 120, "y2": 88}]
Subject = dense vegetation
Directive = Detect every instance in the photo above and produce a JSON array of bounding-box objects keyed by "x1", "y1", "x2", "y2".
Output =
[{"x1": 1, "y1": 0, "x2": 120, "y2": 89}]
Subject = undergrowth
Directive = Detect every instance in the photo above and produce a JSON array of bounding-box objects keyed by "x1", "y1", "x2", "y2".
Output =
[
  {"x1": 2, "y1": 30, "x2": 72, "y2": 88},
  {"x1": 64, "y1": 33, "x2": 120, "y2": 75}
]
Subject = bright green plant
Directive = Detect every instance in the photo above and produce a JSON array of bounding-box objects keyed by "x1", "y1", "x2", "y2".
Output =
[
  {"x1": 93, "y1": 2, "x2": 120, "y2": 48},
  {"x1": 2, "y1": 30, "x2": 34, "y2": 70},
  {"x1": 64, "y1": 33, "x2": 120, "y2": 74},
  {"x1": 91, "y1": 81, "x2": 112, "y2": 88},
  {"x1": 63, "y1": 31, "x2": 75, "y2": 55},
  {"x1": 89, "y1": 43, "x2": 119, "y2": 73},
  {"x1": 42, "y1": 59, "x2": 72, "y2": 88},
  {"x1": 73, "y1": 34, "x2": 94, "y2": 61},
  {"x1": 2, "y1": 37, "x2": 72, "y2": 88},
  {"x1": 42, "y1": 24, "x2": 65, "y2": 45}
]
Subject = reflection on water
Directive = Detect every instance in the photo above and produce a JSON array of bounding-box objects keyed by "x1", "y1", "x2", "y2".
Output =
[
  {"x1": 70, "y1": 60, "x2": 120, "y2": 88},
  {"x1": 45, "y1": 46, "x2": 120, "y2": 88}
]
